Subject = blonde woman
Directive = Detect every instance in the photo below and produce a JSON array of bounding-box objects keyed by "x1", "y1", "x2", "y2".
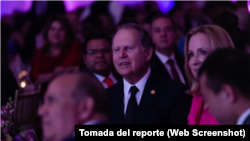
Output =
[{"x1": 184, "y1": 24, "x2": 235, "y2": 125}]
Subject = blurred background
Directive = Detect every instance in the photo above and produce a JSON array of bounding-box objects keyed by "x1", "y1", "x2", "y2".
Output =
[
  {"x1": 1, "y1": 1, "x2": 250, "y2": 138},
  {"x1": 1, "y1": 0, "x2": 250, "y2": 96}
]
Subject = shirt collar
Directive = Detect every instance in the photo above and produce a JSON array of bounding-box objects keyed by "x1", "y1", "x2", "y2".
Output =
[
  {"x1": 155, "y1": 51, "x2": 175, "y2": 64},
  {"x1": 123, "y1": 68, "x2": 151, "y2": 95},
  {"x1": 84, "y1": 119, "x2": 103, "y2": 125},
  {"x1": 236, "y1": 107, "x2": 250, "y2": 125},
  {"x1": 94, "y1": 73, "x2": 112, "y2": 82}
]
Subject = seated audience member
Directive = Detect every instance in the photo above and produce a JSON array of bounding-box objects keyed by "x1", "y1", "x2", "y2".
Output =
[
  {"x1": 108, "y1": 23, "x2": 192, "y2": 124},
  {"x1": 38, "y1": 72, "x2": 109, "y2": 141},
  {"x1": 30, "y1": 14, "x2": 81, "y2": 84},
  {"x1": 198, "y1": 48, "x2": 250, "y2": 125},
  {"x1": 150, "y1": 13, "x2": 187, "y2": 84},
  {"x1": 184, "y1": 24, "x2": 235, "y2": 125},
  {"x1": 0, "y1": 39, "x2": 18, "y2": 108},
  {"x1": 80, "y1": 31, "x2": 121, "y2": 88}
]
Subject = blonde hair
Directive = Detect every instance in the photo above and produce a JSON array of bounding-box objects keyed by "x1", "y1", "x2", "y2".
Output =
[{"x1": 184, "y1": 24, "x2": 235, "y2": 94}]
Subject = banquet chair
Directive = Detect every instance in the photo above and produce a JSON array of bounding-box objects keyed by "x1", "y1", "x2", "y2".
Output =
[{"x1": 14, "y1": 85, "x2": 42, "y2": 130}]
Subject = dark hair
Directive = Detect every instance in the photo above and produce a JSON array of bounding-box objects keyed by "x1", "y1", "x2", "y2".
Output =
[
  {"x1": 114, "y1": 23, "x2": 154, "y2": 65},
  {"x1": 150, "y1": 12, "x2": 177, "y2": 32},
  {"x1": 42, "y1": 14, "x2": 74, "y2": 52},
  {"x1": 198, "y1": 48, "x2": 250, "y2": 99},
  {"x1": 81, "y1": 15, "x2": 103, "y2": 38},
  {"x1": 213, "y1": 10, "x2": 245, "y2": 51},
  {"x1": 72, "y1": 73, "x2": 109, "y2": 115},
  {"x1": 82, "y1": 31, "x2": 112, "y2": 54}
]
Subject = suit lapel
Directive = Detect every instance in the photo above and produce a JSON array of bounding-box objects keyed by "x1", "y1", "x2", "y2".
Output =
[
  {"x1": 154, "y1": 52, "x2": 188, "y2": 84},
  {"x1": 112, "y1": 81, "x2": 125, "y2": 124},
  {"x1": 113, "y1": 69, "x2": 122, "y2": 81},
  {"x1": 134, "y1": 72, "x2": 161, "y2": 124},
  {"x1": 174, "y1": 52, "x2": 188, "y2": 84},
  {"x1": 153, "y1": 54, "x2": 171, "y2": 78}
]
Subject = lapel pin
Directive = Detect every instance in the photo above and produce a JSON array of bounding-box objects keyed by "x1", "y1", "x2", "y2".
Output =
[{"x1": 151, "y1": 90, "x2": 155, "y2": 95}]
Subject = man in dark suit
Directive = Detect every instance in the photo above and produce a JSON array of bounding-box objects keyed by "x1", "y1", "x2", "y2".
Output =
[
  {"x1": 79, "y1": 31, "x2": 121, "y2": 88},
  {"x1": 150, "y1": 13, "x2": 187, "y2": 84},
  {"x1": 38, "y1": 73, "x2": 109, "y2": 141},
  {"x1": 107, "y1": 23, "x2": 192, "y2": 124},
  {"x1": 198, "y1": 48, "x2": 250, "y2": 125}
]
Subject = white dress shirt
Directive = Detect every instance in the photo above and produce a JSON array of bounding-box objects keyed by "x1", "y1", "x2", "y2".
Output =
[
  {"x1": 236, "y1": 107, "x2": 250, "y2": 125},
  {"x1": 94, "y1": 73, "x2": 117, "y2": 89},
  {"x1": 155, "y1": 51, "x2": 186, "y2": 84},
  {"x1": 123, "y1": 68, "x2": 151, "y2": 114}
]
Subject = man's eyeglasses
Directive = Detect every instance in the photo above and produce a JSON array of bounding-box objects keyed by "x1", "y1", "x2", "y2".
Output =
[{"x1": 85, "y1": 48, "x2": 112, "y2": 55}]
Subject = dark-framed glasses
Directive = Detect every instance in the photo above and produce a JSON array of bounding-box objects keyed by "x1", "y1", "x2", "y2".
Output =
[{"x1": 85, "y1": 48, "x2": 112, "y2": 55}]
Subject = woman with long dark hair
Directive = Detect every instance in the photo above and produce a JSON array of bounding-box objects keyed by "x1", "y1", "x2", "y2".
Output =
[{"x1": 30, "y1": 14, "x2": 81, "y2": 84}]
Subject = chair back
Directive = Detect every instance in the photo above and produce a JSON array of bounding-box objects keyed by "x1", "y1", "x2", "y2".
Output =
[{"x1": 14, "y1": 85, "x2": 41, "y2": 130}]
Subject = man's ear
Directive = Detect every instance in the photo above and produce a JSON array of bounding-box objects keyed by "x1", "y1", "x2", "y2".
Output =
[
  {"x1": 145, "y1": 47, "x2": 153, "y2": 62},
  {"x1": 78, "y1": 97, "x2": 95, "y2": 122},
  {"x1": 220, "y1": 84, "x2": 237, "y2": 104}
]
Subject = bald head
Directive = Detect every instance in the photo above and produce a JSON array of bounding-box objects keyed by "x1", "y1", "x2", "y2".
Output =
[
  {"x1": 47, "y1": 73, "x2": 82, "y2": 100},
  {"x1": 49, "y1": 73, "x2": 106, "y2": 102}
]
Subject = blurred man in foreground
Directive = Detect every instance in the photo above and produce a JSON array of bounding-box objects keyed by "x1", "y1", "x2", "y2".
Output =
[
  {"x1": 198, "y1": 48, "x2": 250, "y2": 125},
  {"x1": 38, "y1": 72, "x2": 109, "y2": 141}
]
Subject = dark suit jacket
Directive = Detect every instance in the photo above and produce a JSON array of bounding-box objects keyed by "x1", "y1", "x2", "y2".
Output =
[
  {"x1": 62, "y1": 136, "x2": 74, "y2": 141},
  {"x1": 151, "y1": 52, "x2": 188, "y2": 85},
  {"x1": 107, "y1": 72, "x2": 192, "y2": 124},
  {"x1": 61, "y1": 122, "x2": 108, "y2": 141},
  {"x1": 243, "y1": 113, "x2": 250, "y2": 125}
]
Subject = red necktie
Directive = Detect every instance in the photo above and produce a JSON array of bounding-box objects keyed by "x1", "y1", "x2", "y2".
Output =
[
  {"x1": 103, "y1": 77, "x2": 114, "y2": 87},
  {"x1": 167, "y1": 59, "x2": 181, "y2": 82}
]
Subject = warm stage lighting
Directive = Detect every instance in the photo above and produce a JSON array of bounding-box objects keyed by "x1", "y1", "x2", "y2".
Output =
[{"x1": 20, "y1": 81, "x2": 26, "y2": 88}]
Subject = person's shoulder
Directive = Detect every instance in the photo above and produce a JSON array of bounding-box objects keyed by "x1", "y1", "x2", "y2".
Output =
[
  {"x1": 106, "y1": 80, "x2": 123, "y2": 95},
  {"x1": 150, "y1": 73, "x2": 190, "y2": 102},
  {"x1": 152, "y1": 72, "x2": 188, "y2": 90},
  {"x1": 34, "y1": 48, "x2": 43, "y2": 53},
  {"x1": 106, "y1": 80, "x2": 121, "y2": 91},
  {"x1": 243, "y1": 112, "x2": 250, "y2": 125},
  {"x1": 33, "y1": 49, "x2": 45, "y2": 59}
]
